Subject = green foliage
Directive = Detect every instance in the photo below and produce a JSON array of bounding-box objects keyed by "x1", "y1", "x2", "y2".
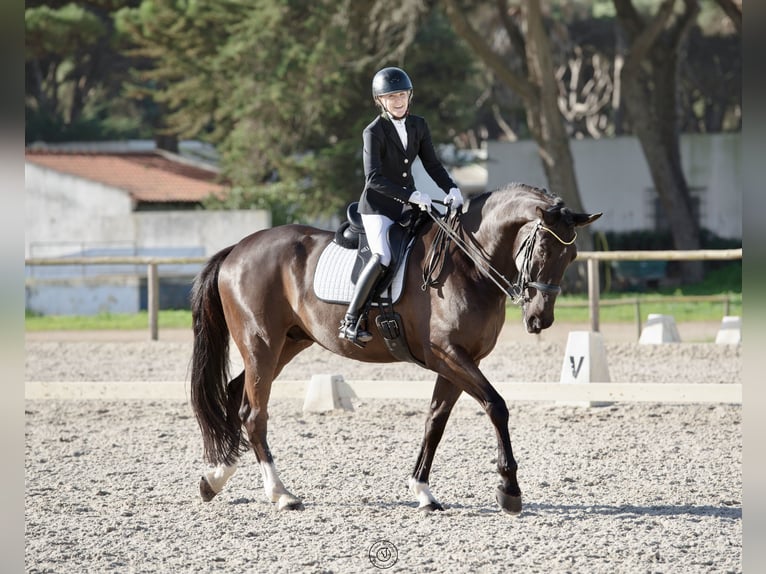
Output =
[
  {"x1": 25, "y1": 4, "x2": 104, "y2": 55},
  {"x1": 117, "y1": 0, "x2": 366, "y2": 218},
  {"x1": 25, "y1": 1, "x2": 149, "y2": 142},
  {"x1": 113, "y1": 1, "x2": 485, "y2": 221},
  {"x1": 201, "y1": 180, "x2": 334, "y2": 227}
]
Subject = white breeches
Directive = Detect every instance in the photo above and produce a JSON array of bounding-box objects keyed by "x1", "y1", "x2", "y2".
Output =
[{"x1": 360, "y1": 213, "x2": 394, "y2": 267}]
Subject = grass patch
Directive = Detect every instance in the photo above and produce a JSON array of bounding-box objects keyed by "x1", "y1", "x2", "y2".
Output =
[
  {"x1": 516, "y1": 293, "x2": 742, "y2": 323},
  {"x1": 27, "y1": 291, "x2": 741, "y2": 332},
  {"x1": 25, "y1": 310, "x2": 192, "y2": 331}
]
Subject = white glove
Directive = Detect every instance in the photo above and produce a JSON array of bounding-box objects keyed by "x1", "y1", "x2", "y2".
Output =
[
  {"x1": 408, "y1": 190, "x2": 432, "y2": 211},
  {"x1": 445, "y1": 187, "x2": 464, "y2": 209}
]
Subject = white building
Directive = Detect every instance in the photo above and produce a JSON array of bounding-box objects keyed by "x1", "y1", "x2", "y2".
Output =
[{"x1": 26, "y1": 144, "x2": 270, "y2": 315}]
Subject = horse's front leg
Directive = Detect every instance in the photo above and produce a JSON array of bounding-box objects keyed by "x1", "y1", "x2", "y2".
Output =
[
  {"x1": 433, "y1": 348, "x2": 522, "y2": 515},
  {"x1": 484, "y1": 386, "x2": 522, "y2": 515},
  {"x1": 409, "y1": 375, "x2": 462, "y2": 511}
]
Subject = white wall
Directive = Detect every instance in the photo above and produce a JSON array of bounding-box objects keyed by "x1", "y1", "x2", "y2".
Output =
[
  {"x1": 133, "y1": 210, "x2": 271, "y2": 256},
  {"x1": 26, "y1": 276, "x2": 141, "y2": 315},
  {"x1": 487, "y1": 133, "x2": 742, "y2": 239},
  {"x1": 25, "y1": 163, "x2": 272, "y2": 314},
  {"x1": 26, "y1": 164, "x2": 136, "y2": 257}
]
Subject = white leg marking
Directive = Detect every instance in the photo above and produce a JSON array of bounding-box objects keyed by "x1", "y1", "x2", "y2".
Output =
[
  {"x1": 203, "y1": 462, "x2": 238, "y2": 494},
  {"x1": 259, "y1": 461, "x2": 286, "y2": 502},
  {"x1": 259, "y1": 461, "x2": 303, "y2": 510},
  {"x1": 408, "y1": 477, "x2": 438, "y2": 508}
]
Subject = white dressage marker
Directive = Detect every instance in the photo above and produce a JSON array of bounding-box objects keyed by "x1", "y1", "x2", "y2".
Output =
[
  {"x1": 558, "y1": 330, "x2": 612, "y2": 407},
  {"x1": 715, "y1": 315, "x2": 741, "y2": 345},
  {"x1": 302, "y1": 374, "x2": 355, "y2": 413},
  {"x1": 639, "y1": 314, "x2": 681, "y2": 344}
]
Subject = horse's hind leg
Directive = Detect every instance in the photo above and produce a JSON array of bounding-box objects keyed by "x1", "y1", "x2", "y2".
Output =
[
  {"x1": 409, "y1": 375, "x2": 462, "y2": 511},
  {"x1": 200, "y1": 372, "x2": 246, "y2": 501},
  {"x1": 240, "y1": 337, "x2": 305, "y2": 511}
]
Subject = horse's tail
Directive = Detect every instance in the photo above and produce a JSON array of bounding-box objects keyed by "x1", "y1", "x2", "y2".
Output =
[{"x1": 190, "y1": 245, "x2": 244, "y2": 466}]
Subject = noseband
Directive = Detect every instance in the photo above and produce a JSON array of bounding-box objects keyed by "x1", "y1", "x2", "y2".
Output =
[
  {"x1": 511, "y1": 220, "x2": 576, "y2": 305},
  {"x1": 424, "y1": 210, "x2": 576, "y2": 306}
]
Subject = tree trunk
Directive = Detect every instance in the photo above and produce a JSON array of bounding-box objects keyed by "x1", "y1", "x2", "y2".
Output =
[
  {"x1": 615, "y1": 0, "x2": 703, "y2": 282},
  {"x1": 442, "y1": 0, "x2": 594, "y2": 252},
  {"x1": 523, "y1": 0, "x2": 587, "y2": 216}
]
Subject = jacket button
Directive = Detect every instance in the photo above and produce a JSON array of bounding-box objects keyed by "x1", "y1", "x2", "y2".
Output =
[
  {"x1": 404, "y1": 158, "x2": 409, "y2": 164},
  {"x1": 402, "y1": 172, "x2": 407, "y2": 177}
]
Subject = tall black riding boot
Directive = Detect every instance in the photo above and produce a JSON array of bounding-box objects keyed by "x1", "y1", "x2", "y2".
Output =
[{"x1": 338, "y1": 254, "x2": 387, "y2": 345}]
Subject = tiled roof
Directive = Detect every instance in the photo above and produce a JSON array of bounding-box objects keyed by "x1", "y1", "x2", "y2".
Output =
[{"x1": 25, "y1": 149, "x2": 228, "y2": 203}]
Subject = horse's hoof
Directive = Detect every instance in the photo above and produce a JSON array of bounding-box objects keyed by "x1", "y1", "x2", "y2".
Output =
[
  {"x1": 200, "y1": 476, "x2": 218, "y2": 502},
  {"x1": 276, "y1": 494, "x2": 305, "y2": 511},
  {"x1": 418, "y1": 502, "x2": 444, "y2": 513},
  {"x1": 495, "y1": 487, "x2": 522, "y2": 515}
]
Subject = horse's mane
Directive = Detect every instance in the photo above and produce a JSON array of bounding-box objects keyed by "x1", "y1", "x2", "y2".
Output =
[
  {"x1": 461, "y1": 182, "x2": 588, "y2": 230},
  {"x1": 468, "y1": 181, "x2": 563, "y2": 211}
]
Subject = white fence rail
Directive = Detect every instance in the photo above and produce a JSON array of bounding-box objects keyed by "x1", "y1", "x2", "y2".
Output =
[
  {"x1": 25, "y1": 380, "x2": 742, "y2": 404},
  {"x1": 25, "y1": 249, "x2": 742, "y2": 340},
  {"x1": 579, "y1": 249, "x2": 742, "y2": 332}
]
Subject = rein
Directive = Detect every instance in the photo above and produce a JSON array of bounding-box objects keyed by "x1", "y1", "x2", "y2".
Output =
[{"x1": 422, "y1": 207, "x2": 576, "y2": 305}]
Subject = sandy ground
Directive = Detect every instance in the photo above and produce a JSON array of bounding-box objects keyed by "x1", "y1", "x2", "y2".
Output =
[{"x1": 25, "y1": 322, "x2": 742, "y2": 573}]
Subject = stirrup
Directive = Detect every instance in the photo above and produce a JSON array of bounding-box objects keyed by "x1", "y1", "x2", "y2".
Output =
[{"x1": 338, "y1": 316, "x2": 373, "y2": 345}]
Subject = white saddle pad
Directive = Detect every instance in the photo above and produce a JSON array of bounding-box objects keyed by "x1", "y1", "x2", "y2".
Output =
[{"x1": 313, "y1": 241, "x2": 407, "y2": 305}]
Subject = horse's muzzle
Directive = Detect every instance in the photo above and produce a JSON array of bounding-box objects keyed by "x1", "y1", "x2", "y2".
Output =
[
  {"x1": 522, "y1": 301, "x2": 554, "y2": 334},
  {"x1": 525, "y1": 314, "x2": 543, "y2": 334}
]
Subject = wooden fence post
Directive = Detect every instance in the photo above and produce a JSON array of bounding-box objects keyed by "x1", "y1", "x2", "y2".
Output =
[
  {"x1": 147, "y1": 263, "x2": 159, "y2": 341},
  {"x1": 587, "y1": 259, "x2": 600, "y2": 332}
]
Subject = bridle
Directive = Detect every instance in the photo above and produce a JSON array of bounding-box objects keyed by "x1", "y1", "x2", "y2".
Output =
[
  {"x1": 511, "y1": 219, "x2": 576, "y2": 303},
  {"x1": 423, "y1": 207, "x2": 576, "y2": 306}
]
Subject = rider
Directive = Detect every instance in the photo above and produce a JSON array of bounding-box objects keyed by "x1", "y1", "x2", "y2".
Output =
[{"x1": 338, "y1": 66, "x2": 465, "y2": 345}]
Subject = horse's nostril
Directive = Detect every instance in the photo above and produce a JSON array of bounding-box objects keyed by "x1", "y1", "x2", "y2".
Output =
[{"x1": 526, "y1": 316, "x2": 542, "y2": 333}]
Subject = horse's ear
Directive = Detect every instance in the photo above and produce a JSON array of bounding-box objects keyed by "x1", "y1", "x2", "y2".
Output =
[
  {"x1": 573, "y1": 212, "x2": 603, "y2": 227},
  {"x1": 535, "y1": 205, "x2": 558, "y2": 225},
  {"x1": 536, "y1": 206, "x2": 602, "y2": 227}
]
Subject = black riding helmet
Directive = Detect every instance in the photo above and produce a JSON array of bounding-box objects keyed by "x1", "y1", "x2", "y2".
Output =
[
  {"x1": 372, "y1": 67, "x2": 413, "y2": 98},
  {"x1": 372, "y1": 67, "x2": 413, "y2": 118}
]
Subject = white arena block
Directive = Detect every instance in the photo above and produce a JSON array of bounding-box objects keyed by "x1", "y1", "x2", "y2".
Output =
[
  {"x1": 302, "y1": 374, "x2": 354, "y2": 413},
  {"x1": 715, "y1": 315, "x2": 741, "y2": 344},
  {"x1": 558, "y1": 331, "x2": 611, "y2": 407},
  {"x1": 639, "y1": 314, "x2": 681, "y2": 344}
]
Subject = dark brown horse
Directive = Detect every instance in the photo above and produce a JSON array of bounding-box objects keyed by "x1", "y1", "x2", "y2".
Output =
[{"x1": 190, "y1": 182, "x2": 601, "y2": 514}]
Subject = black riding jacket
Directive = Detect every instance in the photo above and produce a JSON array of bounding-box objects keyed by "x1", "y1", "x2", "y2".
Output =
[{"x1": 359, "y1": 114, "x2": 457, "y2": 219}]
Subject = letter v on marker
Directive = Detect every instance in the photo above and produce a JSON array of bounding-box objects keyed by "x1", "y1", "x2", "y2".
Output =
[{"x1": 569, "y1": 356, "x2": 584, "y2": 378}]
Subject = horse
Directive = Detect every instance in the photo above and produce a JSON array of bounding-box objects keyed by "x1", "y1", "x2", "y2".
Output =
[{"x1": 189, "y1": 182, "x2": 601, "y2": 514}]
